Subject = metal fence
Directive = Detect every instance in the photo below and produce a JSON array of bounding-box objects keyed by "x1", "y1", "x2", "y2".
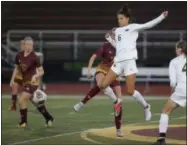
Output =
[{"x1": 6, "y1": 30, "x2": 186, "y2": 64}]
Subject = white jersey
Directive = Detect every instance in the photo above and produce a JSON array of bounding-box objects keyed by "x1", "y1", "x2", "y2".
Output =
[
  {"x1": 169, "y1": 54, "x2": 186, "y2": 93},
  {"x1": 113, "y1": 14, "x2": 165, "y2": 63}
]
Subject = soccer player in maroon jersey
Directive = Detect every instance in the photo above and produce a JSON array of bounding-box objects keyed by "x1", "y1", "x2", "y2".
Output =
[
  {"x1": 9, "y1": 40, "x2": 25, "y2": 111},
  {"x1": 74, "y1": 42, "x2": 123, "y2": 136},
  {"x1": 13, "y1": 37, "x2": 54, "y2": 127}
]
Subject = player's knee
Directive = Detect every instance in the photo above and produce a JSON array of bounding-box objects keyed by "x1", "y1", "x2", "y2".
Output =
[
  {"x1": 127, "y1": 89, "x2": 134, "y2": 96},
  {"x1": 162, "y1": 107, "x2": 172, "y2": 116},
  {"x1": 99, "y1": 82, "x2": 107, "y2": 90},
  {"x1": 12, "y1": 86, "x2": 18, "y2": 95}
]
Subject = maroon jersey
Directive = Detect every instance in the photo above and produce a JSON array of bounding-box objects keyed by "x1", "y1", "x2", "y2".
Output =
[
  {"x1": 15, "y1": 51, "x2": 41, "y2": 85},
  {"x1": 94, "y1": 42, "x2": 116, "y2": 67}
]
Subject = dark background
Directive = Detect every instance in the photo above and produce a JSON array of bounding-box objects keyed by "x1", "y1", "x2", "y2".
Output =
[{"x1": 1, "y1": 1, "x2": 187, "y2": 83}]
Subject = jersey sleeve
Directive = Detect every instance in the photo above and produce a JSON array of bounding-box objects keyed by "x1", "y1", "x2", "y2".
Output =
[
  {"x1": 35, "y1": 56, "x2": 42, "y2": 68},
  {"x1": 94, "y1": 45, "x2": 104, "y2": 58},
  {"x1": 169, "y1": 60, "x2": 177, "y2": 88},
  {"x1": 132, "y1": 14, "x2": 165, "y2": 31}
]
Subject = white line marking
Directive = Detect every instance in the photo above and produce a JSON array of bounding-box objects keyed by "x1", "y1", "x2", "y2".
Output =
[{"x1": 8, "y1": 131, "x2": 83, "y2": 145}]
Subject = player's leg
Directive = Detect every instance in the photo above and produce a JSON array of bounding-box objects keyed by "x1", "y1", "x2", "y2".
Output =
[
  {"x1": 96, "y1": 72, "x2": 118, "y2": 103},
  {"x1": 152, "y1": 99, "x2": 179, "y2": 145},
  {"x1": 74, "y1": 64, "x2": 121, "y2": 112},
  {"x1": 152, "y1": 91, "x2": 186, "y2": 145},
  {"x1": 124, "y1": 60, "x2": 151, "y2": 121},
  {"x1": 31, "y1": 89, "x2": 54, "y2": 127},
  {"x1": 18, "y1": 91, "x2": 31, "y2": 127},
  {"x1": 111, "y1": 82, "x2": 123, "y2": 137},
  {"x1": 9, "y1": 81, "x2": 21, "y2": 111}
]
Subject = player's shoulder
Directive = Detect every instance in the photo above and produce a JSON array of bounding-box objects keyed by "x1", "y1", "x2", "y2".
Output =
[
  {"x1": 102, "y1": 42, "x2": 113, "y2": 49},
  {"x1": 116, "y1": 24, "x2": 137, "y2": 32},
  {"x1": 16, "y1": 51, "x2": 23, "y2": 58},
  {"x1": 169, "y1": 56, "x2": 178, "y2": 65}
]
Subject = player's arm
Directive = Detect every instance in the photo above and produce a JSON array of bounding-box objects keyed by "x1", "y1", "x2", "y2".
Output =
[
  {"x1": 10, "y1": 65, "x2": 19, "y2": 87},
  {"x1": 87, "y1": 54, "x2": 97, "y2": 78},
  {"x1": 169, "y1": 60, "x2": 177, "y2": 93},
  {"x1": 31, "y1": 56, "x2": 44, "y2": 83},
  {"x1": 105, "y1": 28, "x2": 116, "y2": 48},
  {"x1": 133, "y1": 11, "x2": 168, "y2": 31},
  {"x1": 10, "y1": 54, "x2": 20, "y2": 87}
]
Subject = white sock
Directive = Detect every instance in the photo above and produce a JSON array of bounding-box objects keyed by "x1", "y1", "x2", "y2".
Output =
[
  {"x1": 103, "y1": 87, "x2": 117, "y2": 103},
  {"x1": 133, "y1": 90, "x2": 148, "y2": 108},
  {"x1": 159, "y1": 113, "x2": 169, "y2": 133}
]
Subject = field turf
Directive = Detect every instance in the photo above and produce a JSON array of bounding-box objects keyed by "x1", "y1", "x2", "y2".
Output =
[{"x1": 2, "y1": 95, "x2": 186, "y2": 145}]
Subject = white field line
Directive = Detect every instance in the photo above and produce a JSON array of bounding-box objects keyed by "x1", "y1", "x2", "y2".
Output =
[{"x1": 8, "y1": 115, "x2": 186, "y2": 145}]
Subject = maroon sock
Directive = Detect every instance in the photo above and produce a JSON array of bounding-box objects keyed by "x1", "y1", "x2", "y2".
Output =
[
  {"x1": 37, "y1": 105, "x2": 53, "y2": 120},
  {"x1": 12, "y1": 95, "x2": 17, "y2": 107},
  {"x1": 20, "y1": 108, "x2": 28, "y2": 123},
  {"x1": 81, "y1": 85, "x2": 100, "y2": 104},
  {"x1": 115, "y1": 106, "x2": 122, "y2": 129}
]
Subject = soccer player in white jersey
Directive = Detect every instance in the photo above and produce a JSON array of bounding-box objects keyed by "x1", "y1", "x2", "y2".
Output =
[
  {"x1": 74, "y1": 5, "x2": 168, "y2": 121},
  {"x1": 152, "y1": 40, "x2": 186, "y2": 145}
]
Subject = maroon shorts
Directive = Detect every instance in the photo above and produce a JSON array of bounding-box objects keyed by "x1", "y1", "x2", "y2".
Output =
[
  {"x1": 94, "y1": 72, "x2": 120, "y2": 88},
  {"x1": 14, "y1": 78, "x2": 23, "y2": 86},
  {"x1": 22, "y1": 84, "x2": 38, "y2": 95}
]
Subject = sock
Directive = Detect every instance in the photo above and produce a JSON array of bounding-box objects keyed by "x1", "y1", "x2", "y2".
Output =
[
  {"x1": 82, "y1": 85, "x2": 100, "y2": 104},
  {"x1": 133, "y1": 90, "x2": 148, "y2": 108},
  {"x1": 12, "y1": 95, "x2": 17, "y2": 107},
  {"x1": 37, "y1": 105, "x2": 53, "y2": 120},
  {"x1": 103, "y1": 87, "x2": 117, "y2": 103},
  {"x1": 115, "y1": 106, "x2": 122, "y2": 130},
  {"x1": 159, "y1": 113, "x2": 169, "y2": 139},
  {"x1": 20, "y1": 108, "x2": 28, "y2": 123}
]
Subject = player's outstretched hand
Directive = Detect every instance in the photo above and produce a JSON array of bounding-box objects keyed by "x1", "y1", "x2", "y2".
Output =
[{"x1": 162, "y1": 11, "x2": 168, "y2": 18}]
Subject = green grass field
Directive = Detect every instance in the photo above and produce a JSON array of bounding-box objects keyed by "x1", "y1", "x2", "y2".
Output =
[{"x1": 2, "y1": 95, "x2": 186, "y2": 145}]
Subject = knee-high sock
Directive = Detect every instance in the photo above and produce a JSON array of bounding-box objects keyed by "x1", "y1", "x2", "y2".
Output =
[
  {"x1": 82, "y1": 85, "x2": 100, "y2": 104},
  {"x1": 12, "y1": 94, "x2": 17, "y2": 107},
  {"x1": 115, "y1": 106, "x2": 122, "y2": 130},
  {"x1": 103, "y1": 87, "x2": 117, "y2": 103},
  {"x1": 20, "y1": 108, "x2": 27, "y2": 123},
  {"x1": 133, "y1": 90, "x2": 148, "y2": 108},
  {"x1": 159, "y1": 113, "x2": 169, "y2": 138},
  {"x1": 37, "y1": 105, "x2": 53, "y2": 120}
]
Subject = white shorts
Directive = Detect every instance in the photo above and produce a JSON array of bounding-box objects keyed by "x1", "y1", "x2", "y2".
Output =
[
  {"x1": 111, "y1": 59, "x2": 138, "y2": 76},
  {"x1": 170, "y1": 88, "x2": 186, "y2": 107}
]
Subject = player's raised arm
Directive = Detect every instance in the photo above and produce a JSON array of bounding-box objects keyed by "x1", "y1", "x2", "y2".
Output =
[
  {"x1": 133, "y1": 11, "x2": 168, "y2": 31},
  {"x1": 105, "y1": 28, "x2": 116, "y2": 48},
  {"x1": 169, "y1": 60, "x2": 177, "y2": 92}
]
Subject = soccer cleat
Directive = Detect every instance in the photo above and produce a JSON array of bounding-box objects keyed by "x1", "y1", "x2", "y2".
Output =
[
  {"x1": 73, "y1": 102, "x2": 84, "y2": 112},
  {"x1": 45, "y1": 117, "x2": 54, "y2": 127},
  {"x1": 18, "y1": 122, "x2": 27, "y2": 128},
  {"x1": 116, "y1": 129, "x2": 123, "y2": 137},
  {"x1": 8, "y1": 105, "x2": 16, "y2": 111},
  {"x1": 145, "y1": 104, "x2": 152, "y2": 121},
  {"x1": 152, "y1": 139, "x2": 166, "y2": 145},
  {"x1": 114, "y1": 99, "x2": 121, "y2": 116}
]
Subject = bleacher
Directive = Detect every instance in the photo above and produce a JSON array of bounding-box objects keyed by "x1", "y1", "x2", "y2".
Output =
[{"x1": 2, "y1": 1, "x2": 187, "y2": 32}]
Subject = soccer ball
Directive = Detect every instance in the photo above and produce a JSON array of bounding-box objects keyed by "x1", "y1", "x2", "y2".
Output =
[{"x1": 32, "y1": 89, "x2": 47, "y2": 104}]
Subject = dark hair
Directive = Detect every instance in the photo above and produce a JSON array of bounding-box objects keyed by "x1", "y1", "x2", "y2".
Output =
[
  {"x1": 176, "y1": 40, "x2": 187, "y2": 55},
  {"x1": 117, "y1": 4, "x2": 132, "y2": 18}
]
